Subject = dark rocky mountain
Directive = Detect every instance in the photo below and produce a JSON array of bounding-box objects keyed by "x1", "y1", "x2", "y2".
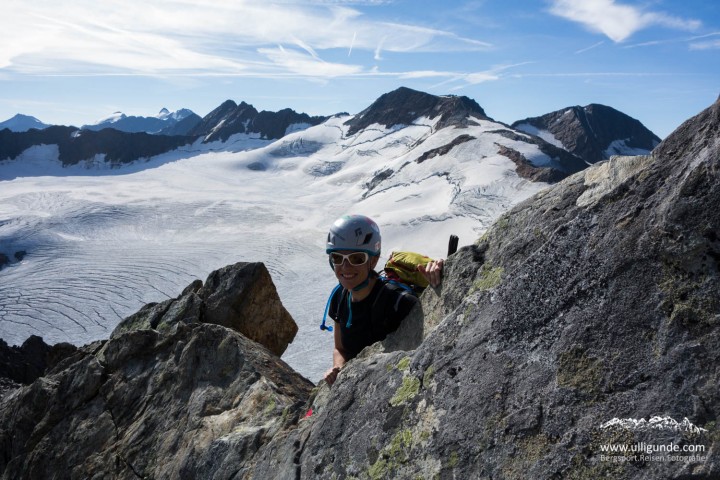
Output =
[
  {"x1": 1, "y1": 97, "x2": 718, "y2": 478},
  {"x1": 513, "y1": 103, "x2": 661, "y2": 164},
  {"x1": 344, "y1": 86, "x2": 490, "y2": 136},
  {"x1": 188, "y1": 100, "x2": 327, "y2": 143},
  {"x1": 0, "y1": 114, "x2": 50, "y2": 132},
  {"x1": 0, "y1": 126, "x2": 193, "y2": 166},
  {"x1": 81, "y1": 108, "x2": 199, "y2": 135}
]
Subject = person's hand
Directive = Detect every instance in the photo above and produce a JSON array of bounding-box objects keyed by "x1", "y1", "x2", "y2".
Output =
[
  {"x1": 418, "y1": 259, "x2": 444, "y2": 288},
  {"x1": 324, "y1": 366, "x2": 341, "y2": 386}
]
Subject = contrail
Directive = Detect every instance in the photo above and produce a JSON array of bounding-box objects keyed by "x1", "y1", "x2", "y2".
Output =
[{"x1": 348, "y1": 31, "x2": 356, "y2": 57}]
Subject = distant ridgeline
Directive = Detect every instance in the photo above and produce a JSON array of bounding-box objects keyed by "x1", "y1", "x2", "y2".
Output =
[
  {"x1": 0, "y1": 127, "x2": 193, "y2": 166},
  {"x1": 0, "y1": 103, "x2": 327, "y2": 166},
  {"x1": 0, "y1": 87, "x2": 659, "y2": 174}
]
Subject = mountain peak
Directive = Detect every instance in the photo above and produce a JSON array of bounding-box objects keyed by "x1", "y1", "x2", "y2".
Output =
[
  {"x1": 0, "y1": 114, "x2": 50, "y2": 132},
  {"x1": 512, "y1": 104, "x2": 661, "y2": 163},
  {"x1": 188, "y1": 100, "x2": 326, "y2": 143},
  {"x1": 219, "y1": 100, "x2": 238, "y2": 110},
  {"x1": 344, "y1": 86, "x2": 489, "y2": 136}
]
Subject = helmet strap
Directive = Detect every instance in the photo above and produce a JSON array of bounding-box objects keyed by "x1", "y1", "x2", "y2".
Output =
[{"x1": 351, "y1": 268, "x2": 377, "y2": 293}]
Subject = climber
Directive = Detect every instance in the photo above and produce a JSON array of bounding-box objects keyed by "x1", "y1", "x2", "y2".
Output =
[{"x1": 321, "y1": 214, "x2": 443, "y2": 386}]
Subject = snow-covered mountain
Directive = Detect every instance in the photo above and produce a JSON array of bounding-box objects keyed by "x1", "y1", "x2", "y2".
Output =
[
  {"x1": 0, "y1": 87, "x2": 660, "y2": 381},
  {"x1": 512, "y1": 104, "x2": 661, "y2": 164},
  {"x1": 0, "y1": 114, "x2": 51, "y2": 132},
  {"x1": 82, "y1": 108, "x2": 201, "y2": 135}
]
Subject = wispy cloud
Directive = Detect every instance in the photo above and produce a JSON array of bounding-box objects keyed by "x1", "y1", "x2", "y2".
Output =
[
  {"x1": 398, "y1": 71, "x2": 454, "y2": 79},
  {"x1": 0, "y1": 0, "x2": 490, "y2": 81},
  {"x1": 575, "y1": 41, "x2": 604, "y2": 54},
  {"x1": 374, "y1": 37, "x2": 386, "y2": 61},
  {"x1": 689, "y1": 32, "x2": 720, "y2": 50},
  {"x1": 622, "y1": 31, "x2": 720, "y2": 50},
  {"x1": 413, "y1": 62, "x2": 534, "y2": 91},
  {"x1": 689, "y1": 40, "x2": 720, "y2": 51},
  {"x1": 258, "y1": 45, "x2": 363, "y2": 78},
  {"x1": 509, "y1": 71, "x2": 680, "y2": 79},
  {"x1": 548, "y1": 0, "x2": 701, "y2": 42}
]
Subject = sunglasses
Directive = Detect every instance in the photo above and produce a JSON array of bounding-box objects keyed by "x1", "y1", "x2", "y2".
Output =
[{"x1": 329, "y1": 251, "x2": 369, "y2": 266}]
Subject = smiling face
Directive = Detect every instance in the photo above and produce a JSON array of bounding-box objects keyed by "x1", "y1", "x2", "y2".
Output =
[{"x1": 332, "y1": 250, "x2": 379, "y2": 291}]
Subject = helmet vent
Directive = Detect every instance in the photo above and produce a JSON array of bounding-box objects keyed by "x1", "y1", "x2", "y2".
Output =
[{"x1": 362, "y1": 233, "x2": 373, "y2": 245}]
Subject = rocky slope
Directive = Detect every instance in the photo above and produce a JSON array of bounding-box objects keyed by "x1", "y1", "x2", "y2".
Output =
[
  {"x1": 513, "y1": 103, "x2": 661, "y2": 164},
  {"x1": 0, "y1": 97, "x2": 717, "y2": 480}
]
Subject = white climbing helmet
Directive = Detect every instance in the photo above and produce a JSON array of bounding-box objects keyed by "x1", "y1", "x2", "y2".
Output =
[{"x1": 326, "y1": 215, "x2": 382, "y2": 256}]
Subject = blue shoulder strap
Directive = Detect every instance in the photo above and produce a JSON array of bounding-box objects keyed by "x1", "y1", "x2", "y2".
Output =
[
  {"x1": 320, "y1": 284, "x2": 342, "y2": 332},
  {"x1": 384, "y1": 278, "x2": 414, "y2": 293}
]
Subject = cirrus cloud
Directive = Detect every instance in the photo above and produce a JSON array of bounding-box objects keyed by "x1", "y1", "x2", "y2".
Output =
[{"x1": 0, "y1": 0, "x2": 491, "y2": 80}]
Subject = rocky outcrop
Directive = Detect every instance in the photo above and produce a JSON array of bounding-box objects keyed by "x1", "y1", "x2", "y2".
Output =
[
  {"x1": 112, "y1": 262, "x2": 298, "y2": 356},
  {"x1": 0, "y1": 336, "x2": 76, "y2": 396},
  {"x1": 344, "y1": 86, "x2": 490, "y2": 136},
  {"x1": 0, "y1": 323, "x2": 313, "y2": 479},
  {"x1": 188, "y1": 100, "x2": 327, "y2": 143},
  {"x1": 0, "y1": 262, "x2": 310, "y2": 479},
  {"x1": 491, "y1": 128, "x2": 589, "y2": 180},
  {"x1": 0, "y1": 336, "x2": 75, "y2": 384},
  {"x1": 513, "y1": 103, "x2": 661, "y2": 164},
  {"x1": 1, "y1": 249, "x2": 28, "y2": 271},
  {"x1": 415, "y1": 134, "x2": 476, "y2": 164}
]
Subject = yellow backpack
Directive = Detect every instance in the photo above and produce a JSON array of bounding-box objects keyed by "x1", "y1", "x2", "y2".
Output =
[{"x1": 383, "y1": 251, "x2": 434, "y2": 291}]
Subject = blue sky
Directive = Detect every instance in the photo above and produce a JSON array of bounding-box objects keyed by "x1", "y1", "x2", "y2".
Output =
[{"x1": 0, "y1": 0, "x2": 718, "y2": 138}]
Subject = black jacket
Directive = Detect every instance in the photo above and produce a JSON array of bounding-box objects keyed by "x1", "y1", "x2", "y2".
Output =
[{"x1": 330, "y1": 278, "x2": 418, "y2": 359}]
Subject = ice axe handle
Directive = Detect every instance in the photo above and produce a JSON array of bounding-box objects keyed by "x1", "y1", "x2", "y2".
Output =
[{"x1": 447, "y1": 234, "x2": 459, "y2": 256}]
